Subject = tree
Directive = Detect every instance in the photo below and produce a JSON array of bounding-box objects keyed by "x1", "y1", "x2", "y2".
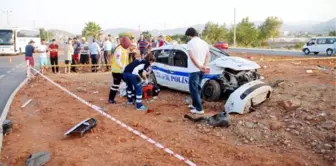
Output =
[
  {"x1": 119, "y1": 32, "x2": 134, "y2": 39},
  {"x1": 227, "y1": 17, "x2": 259, "y2": 47},
  {"x1": 202, "y1": 22, "x2": 228, "y2": 44},
  {"x1": 258, "y1": 16, "x2": 283, "y2": 43},
  {"x1": 141, "y1": 31, "x2": 152, "y2": 40},
  {"x1": 82, "y1": 22, "x2": 102, "y2": 39},
  {"x1": 39, "y1": 28, "x2": 53, "y2": 41},
  {"x1": 171, "y1": 34, "x2": 189, "y2": 44},
  {"x1": 329, "y1": 30, "x2": 336, "y2": 36}
]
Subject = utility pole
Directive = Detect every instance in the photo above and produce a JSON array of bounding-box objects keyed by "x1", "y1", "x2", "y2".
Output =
[
  {"x1": 233, "y1": 8, "x2": 236, "y2": 48},
  {"x1": 1, "y1": 10, "x2": 12, "y2": 26},
  {"x1": 33, "y1": 20, "x2": 36, "y2": 29}
]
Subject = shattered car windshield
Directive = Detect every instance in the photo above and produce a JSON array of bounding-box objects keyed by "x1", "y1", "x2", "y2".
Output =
[
  {"x1": 210, "y1": 46, "x2": 229, "y2": 61},
  {"x1": 0, "y1": 30, "x2": 14, "y2": 45}
]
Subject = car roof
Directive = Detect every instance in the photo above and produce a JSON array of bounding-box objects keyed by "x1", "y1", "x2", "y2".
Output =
[{"x1": 152, "y1": 44, "x2": 188, "y2": 51}]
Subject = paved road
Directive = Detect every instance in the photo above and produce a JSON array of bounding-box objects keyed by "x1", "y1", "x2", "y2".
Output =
[
  {"x1": 227, "y1": 48, "x2": 330, "y2": 57},
  {"x1": 0, "y1": 54, "x2": 28, "y2": 115}
]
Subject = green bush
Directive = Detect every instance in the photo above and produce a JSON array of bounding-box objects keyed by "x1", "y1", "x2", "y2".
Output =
[
  {"x1": 295, "y1": 42, "x2": 305, "y2": 50},
  {"x1": 119, "y1": 32, "x2": 133, "y2": 39}
]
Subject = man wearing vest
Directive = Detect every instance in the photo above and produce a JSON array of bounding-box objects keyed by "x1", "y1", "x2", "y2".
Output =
[{"x1": 108, "y1": 37, "x2": 132, "y2": 104}]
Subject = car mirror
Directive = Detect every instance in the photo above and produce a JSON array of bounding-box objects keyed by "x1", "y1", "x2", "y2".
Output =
[{"x1": 311, "y1": 42, "x2": 315, "y2": 45}]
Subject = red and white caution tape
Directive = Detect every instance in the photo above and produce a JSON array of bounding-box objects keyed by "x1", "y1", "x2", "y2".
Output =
[{"x1": 29, "y1": 67, "x2": 197, "y2": 166}]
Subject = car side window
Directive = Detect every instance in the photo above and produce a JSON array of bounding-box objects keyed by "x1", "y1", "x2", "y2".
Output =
[
  {"x1": 317, "y1": 39, "x2": 327, "y2": 44},
  {"x1": 151, "y1": 50, "x2": 161, "y2": 59},
  {"x1": 173, "y1": 50, "x2": 188, "y2": 68},
  {"x1": 326, "y1": 39, "x2": 335, "y2": 44},
  {"x1": 156, "y1": 49, "x2": 171, "y2": 65}
]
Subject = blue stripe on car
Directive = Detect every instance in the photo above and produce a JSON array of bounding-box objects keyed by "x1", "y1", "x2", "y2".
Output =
[{"x1": 151, "y1": 66, "x2": 221, "y2": 79}]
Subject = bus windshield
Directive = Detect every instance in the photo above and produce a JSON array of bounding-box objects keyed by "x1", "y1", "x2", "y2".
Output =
[{"x1": 0, "y1": 30, "x2": 14, "y2": 45}]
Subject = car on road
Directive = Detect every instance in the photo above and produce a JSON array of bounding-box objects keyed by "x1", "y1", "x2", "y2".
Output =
[
  {"x1": 213, "y1": 41, "x2": 229, "y2": 50},
  {"x1": 302, "y1": 37, "x2": 336, "y2": 56},
  {"x1": 149, "y1": 44, "x2": 261, "y2": 101}
]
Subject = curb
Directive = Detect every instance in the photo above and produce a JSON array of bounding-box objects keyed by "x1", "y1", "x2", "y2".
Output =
[{"x1": 0, "y1": 77, "x2": 28, "y2": 154}]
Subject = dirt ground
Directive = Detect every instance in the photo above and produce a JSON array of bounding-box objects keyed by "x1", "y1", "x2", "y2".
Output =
[{"x1": 1, "y1": 53, "x2": 336, "y2": 166}]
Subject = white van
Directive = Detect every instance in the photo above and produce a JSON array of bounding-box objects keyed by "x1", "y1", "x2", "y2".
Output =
[{"x1": 302, "y1": 37, "x2": 336, "y2": 56}]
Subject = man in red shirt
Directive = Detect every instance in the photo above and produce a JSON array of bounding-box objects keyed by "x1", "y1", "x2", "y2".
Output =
[
  {"x1": 48, "y1": 39, "x2": 59, "y2": 74},
  {"x1": 158, "y1": 35, "x2": 165, "y2": 47}
]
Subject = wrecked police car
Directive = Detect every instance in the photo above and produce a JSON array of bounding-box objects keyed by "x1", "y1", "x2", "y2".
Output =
[{"x1": 149, "y1": 44, "x2": 262, "y2": 102}]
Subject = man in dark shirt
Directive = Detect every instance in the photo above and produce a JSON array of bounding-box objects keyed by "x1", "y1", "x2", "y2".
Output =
[
  {"x1": 25, "y1": 40, "x2": 35, "y2": 67},
  {"x1": 48, "y1": 39, "x2": 59, "y2": 74}
]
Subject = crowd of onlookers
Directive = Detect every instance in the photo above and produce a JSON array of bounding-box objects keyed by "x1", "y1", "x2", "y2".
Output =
[
  {"x1": 25, "y1": 28, "x2": 210, "y2": 114},
  {"x1": 24, "y1": 34, "x2": 166, "y2": 74}
]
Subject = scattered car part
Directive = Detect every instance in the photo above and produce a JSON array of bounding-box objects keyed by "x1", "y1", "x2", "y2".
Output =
[
  {"x1": 184, "y1": 112, "x2": 231, "y2": 127},
  {"x1": 21, "y1": 99, "x2": 33, "y2": 108},
  {"x1": 25, "y1": 151, "x2": 50, "y2": 166},
  {"x1": 64, "y1": 118, "x2": 97, "y2": 137},
  {"x1": 2, "y1": 120, "x2": 12, "y2": 134},
  {"x1": 225, "y1": 80, "x2": 272, "y2": 114}
]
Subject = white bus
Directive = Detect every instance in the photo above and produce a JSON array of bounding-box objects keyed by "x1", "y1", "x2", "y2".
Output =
[{"x1": 0, "y1": 27, "x2": 41, "y2": 55}]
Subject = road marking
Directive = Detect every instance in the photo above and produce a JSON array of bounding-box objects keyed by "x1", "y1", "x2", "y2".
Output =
[{"x1": 0, "y1": 75, "x2": 4, "y2": 79}]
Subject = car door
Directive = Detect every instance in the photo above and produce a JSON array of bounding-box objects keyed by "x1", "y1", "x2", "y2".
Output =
[
  {"x1": 151, "y1": 49, "x2": 173, "y2": 88},
  {"x1": 316, "y1": 38, "x2": 327, "y2": 52},
  {"x1": 167, "y1": 49, "x2": 190, "y2": 92},
  {"x1": 308, "y1": 38, "x2": 317, "y2": 52}
]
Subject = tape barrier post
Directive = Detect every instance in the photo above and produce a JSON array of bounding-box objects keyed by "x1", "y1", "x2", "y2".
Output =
[{"x1": 28, "y1": 66, "x2": 197, "y2": 166}]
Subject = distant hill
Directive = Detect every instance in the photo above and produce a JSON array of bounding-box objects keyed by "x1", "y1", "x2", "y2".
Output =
[
  {"x1": 48, "y1": 29, "x2": 76, "y2": 40},
  {"x1": 312, "y1": 18, "x2": 336, "y2": 33}
]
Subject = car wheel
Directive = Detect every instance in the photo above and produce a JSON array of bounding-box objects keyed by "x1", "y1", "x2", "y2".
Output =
[
  {"x1": 303, "y1": 48, "x2": 310, "y2": 55},
  {"x1": 201, "y1": 80, "x2": 221, "y2": 102},
  {"x1": 326, "y1": 49, "x2": 333, "y2": 56},
  {"x1": 313, "y1": 52, "x2": 319, "y2": 55},
  {"x1": 148, "y1": 72, "x2": 158, "y2": 87}
]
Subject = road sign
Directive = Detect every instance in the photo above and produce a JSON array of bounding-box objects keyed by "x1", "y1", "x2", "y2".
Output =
[{"x1": 165, "y1": 35, "x2": 172, "y2": 43}]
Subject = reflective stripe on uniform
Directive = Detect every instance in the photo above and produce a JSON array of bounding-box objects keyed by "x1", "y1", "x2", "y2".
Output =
[
  {"x1": 136, "y1": 95, "x2": 142, "y2": 99},
  {"x1": 136, "y1": 99, "x2": 142, "y2": 103}
]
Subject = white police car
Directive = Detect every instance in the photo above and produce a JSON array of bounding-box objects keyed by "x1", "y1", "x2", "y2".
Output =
[{"x1": 149, "y1": 44, "x2": 262, "y2": 101}]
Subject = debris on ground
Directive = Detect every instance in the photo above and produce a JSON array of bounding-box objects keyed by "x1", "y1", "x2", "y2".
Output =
[
  {"x1": 2, "y1": 120, "x2": 12, "y2": 134},
  {"x1": 64, "y1": 118, "x2": 97, "y2": 137},
  {"x1": 25, "y1": 151, "x2": 50, "y2": 166},
  {"x1": 76, "y1": 87, "x2": 87, "y2": 93},
  {"x1": 184, "y1": 112, "x2": 231, "y2": 127},
  {"x1": 21, "y1": 99, "x2": 33, "y2": 108},
  {"x1": 306, "y1": 70, "x2": 313, "y2": 73}
]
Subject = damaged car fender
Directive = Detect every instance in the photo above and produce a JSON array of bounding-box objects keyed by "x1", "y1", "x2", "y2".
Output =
[{"x1": 225, "y1": 80, "x2": 272, "y2": 114}]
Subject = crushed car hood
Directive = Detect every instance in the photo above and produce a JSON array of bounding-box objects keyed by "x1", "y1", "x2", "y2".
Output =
[{"x1": 213, "y1": 56, "x2": 260, "y2": 71}]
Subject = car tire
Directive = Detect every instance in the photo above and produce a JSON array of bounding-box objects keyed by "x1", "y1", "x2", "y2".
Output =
[
  {"x1": 303, "y1": 48, "x2": 310, "y2": 55},
  {"x1": 326, "y1": 49, "x2": 333, "y2": 56},
  {"x1": 201, "y1": 80, "x2": 221, "y2": 102},
  {"x1": 313, "y1": 52, "x2": 319, "y2": 55},
  {"x1": 148, "y1": 72, "x2": 158, "y2": 87}
]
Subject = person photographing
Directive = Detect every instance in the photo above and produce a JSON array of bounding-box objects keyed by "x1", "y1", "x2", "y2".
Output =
[{"x1": 122, "y1": 51, "x2": 156, "y2": 111}]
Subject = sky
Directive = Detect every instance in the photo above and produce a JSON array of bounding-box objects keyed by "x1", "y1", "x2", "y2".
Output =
[{"x1": 0, "y1": 0, "x2": 335, "y2": 34}]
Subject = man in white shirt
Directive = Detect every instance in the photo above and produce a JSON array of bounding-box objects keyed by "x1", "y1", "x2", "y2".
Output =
[
  {"x1": 37, "y1": 39, "x2": 48, "y2": 73},
  {"x1": 89, "y1": 39, "x2": 101, "y2": 72},
  {"x1": 185, "y1": 27, "x2": 211, "y2": 114},
  {"x1": 103, "y1": 37, "x2": 112, "y2": 71},
  {"x1": 80, "y1": 37, "x2": 90, "y2": 65}
]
